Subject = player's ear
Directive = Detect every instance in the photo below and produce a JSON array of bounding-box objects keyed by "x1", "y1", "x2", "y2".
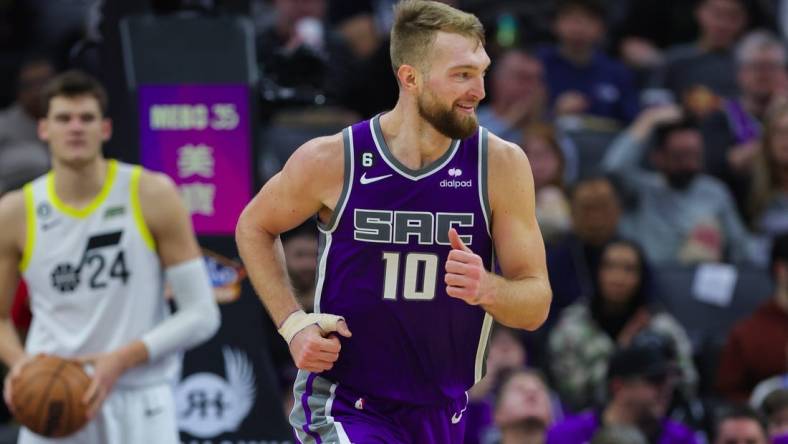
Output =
[
  {"x1": 396, "y1": 64, "x2": 420, "y2": 93},
  {"x1": 101, "y1": 117, "x2": 113, "y2": 142},
  {"x1": 38, "y1": 118, "x2": 49, "y2": 142}
]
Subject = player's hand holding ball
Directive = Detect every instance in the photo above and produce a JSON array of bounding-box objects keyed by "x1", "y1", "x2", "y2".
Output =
[
  {"x1": 279, "y1": 311, "x2": 352, "y2": 373},
  {"x1": 3, "y1": 353, "x2": 37, "y2": 414},
  {"x1": 445, "y1": 228, "x2": 490, "y2": 306},
  {"x1": 78, "y1": 351, "x2": 127, "y2": 419}
]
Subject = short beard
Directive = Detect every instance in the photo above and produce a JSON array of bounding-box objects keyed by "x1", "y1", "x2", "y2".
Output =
[{"x1": 417, "y1": 91, "x2": 478, "y2": 140}]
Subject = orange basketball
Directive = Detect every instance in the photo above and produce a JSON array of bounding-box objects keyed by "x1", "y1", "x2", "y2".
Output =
[{"x1": 11, "y1": 355, "x2": 92, "y2": 437}]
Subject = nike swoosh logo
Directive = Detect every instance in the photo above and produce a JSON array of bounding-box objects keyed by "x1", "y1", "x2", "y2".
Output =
[
  {"x1": 360, "y1": 173, "x2": 392, "y2": 185},
  {"x1": 451, "y1": 392, "x2": 469, "y2": 424}
]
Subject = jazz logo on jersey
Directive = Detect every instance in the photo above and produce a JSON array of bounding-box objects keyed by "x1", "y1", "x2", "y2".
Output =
[
  {"x1": 50, "y1": 231, "x2": 130, "y2": 293},
  {"x1": 354, "y1": 209, "x2": 474, "y2": 245}
]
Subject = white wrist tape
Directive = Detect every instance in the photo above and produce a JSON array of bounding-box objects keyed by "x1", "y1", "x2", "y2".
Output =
[{"x1": 278, "y1": 310, "x2": 345, "y2": 344}]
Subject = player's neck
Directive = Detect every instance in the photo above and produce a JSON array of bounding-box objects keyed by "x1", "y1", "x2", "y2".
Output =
[
  {"x1": 378, "y1": 104, "x2": 454, "y2": 170},
  {"x1": 51, "y1": 157, "x2": 108, "y2": 207}
]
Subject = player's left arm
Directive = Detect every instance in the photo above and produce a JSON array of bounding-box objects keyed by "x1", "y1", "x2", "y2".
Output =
[
  {"x1": 136, "y1": 169, "x2": 221, "y2": 357},
  {"x1": 445, "y1": 134, "x2": 551, "y2": 330},
  {"x1": 485, "y1": 136, "x2": 551, "y2": 329},
  {"x1": 80, "y1": 169, "x2": 220, "y2": 418}
]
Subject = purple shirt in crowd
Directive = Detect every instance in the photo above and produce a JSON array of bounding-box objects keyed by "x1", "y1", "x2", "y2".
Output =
[{"x1": 546, "y1": 411, "x2": 700, "y2": 444}]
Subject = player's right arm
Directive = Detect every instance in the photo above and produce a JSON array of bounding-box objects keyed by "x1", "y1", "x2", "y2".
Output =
[
  {"x1": 0, "y1": 190, "x2": 32, "y2": 410},
  {"x1": 236, "y1": 133, "x2": 351, "y2": 373}
]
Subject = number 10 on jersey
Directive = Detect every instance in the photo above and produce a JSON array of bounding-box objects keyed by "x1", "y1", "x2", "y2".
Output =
[{"x1": 381, "y1": 252, "x2": 439, "y2": 301}]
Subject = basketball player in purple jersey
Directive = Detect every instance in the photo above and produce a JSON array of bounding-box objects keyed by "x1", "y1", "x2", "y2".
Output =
[{"x1": 236, "y1": 1, "x2": 551, "y2": 442}]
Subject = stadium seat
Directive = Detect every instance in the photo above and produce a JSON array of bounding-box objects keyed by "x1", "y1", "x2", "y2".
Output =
[{"x1": 652, "y1": 263, "x2": 773, "y2": 395}]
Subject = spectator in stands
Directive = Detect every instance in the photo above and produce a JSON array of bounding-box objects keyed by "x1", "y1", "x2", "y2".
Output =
[
  {"x1": 614, "y1": 0, "x2": 699, "y2": 74},
  {"x1": 0, "y1": 56, "x2": 53, "y2": 147},
  {"x1": 547, "y1": 340, "x2": 699, "y2": 444},
  {"x1": 761, "y1": 389, "x2": 788, "y2": 441},
  {"x1": 548, "y1": 239, "x2": 697, "y2": 412},
  {"x1": 466, "y1": 325, "x2": 528, "y2": 444},
  {"x1": 477, "y1": 49, "x2": 546, "y2": 144},
  {"x1": 328, "y1": 3, "x2": 399, "y2": 119},
  {"x1": 650, "y1": 0, "x2": 748, "y2": 116},
  {"x1": 255, "y1": 0, "x2": 355, "y2": 108},
  {"x1": 602, "y1": 105, "x2": 754, "y2": 264},
  {"x1": 523, "y1": 123, "x2": 571, "y2": 243},
  {"x1": 750, "y1": 104, "x2": 788, "y2": 240},
  {"x1": 487, "y1": 368, "x2": 557, "y2": 444},
  {"x1": 701, "y1": 30, "x2": 788, "y2": 220},
  {"x1": 529, "y1": 175, "x2": 621, "y2": 368},
  {"x1": 751, "y1": 378, "x2": 788, "y2": 414},
  {"x1": 472, "y1": 325, "x2": 528, "y2": 402},
  {"x1": 591, "y1": 424, "x2": 648, "y2": 444},
  {"x1": 713, "y1": 405, "x2": 769, "y2": 444},
  {"x1": 0, "y1": 56, "x2": 54, "y2": 193},
  {"x1": 547, "y1": 175, "x2": 622, "y2": 311},
  {"x1": 717, "y1": 233, "x2": 788, "y2": 402},
  {"x1": 538, "y1": 0, "x2": 639, "y2": 124},
  {"x1": 281, "y1": 220, "x2": 318, "y2": 311}
]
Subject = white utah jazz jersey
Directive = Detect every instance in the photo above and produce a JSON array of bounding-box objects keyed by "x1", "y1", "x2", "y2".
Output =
[{"x1": 20, "y1": 160, "x2": 178, "y2": 388}]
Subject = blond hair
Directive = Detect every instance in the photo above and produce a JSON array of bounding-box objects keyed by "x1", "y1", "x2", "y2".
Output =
[{"x1": 390, "y1": 0, "x2": 485, "y2": 73}]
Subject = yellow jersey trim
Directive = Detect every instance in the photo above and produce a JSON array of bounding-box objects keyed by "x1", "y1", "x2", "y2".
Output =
[
  {"x1": 19, "y1": 184, "x2": 36, "y2": 272},
  {"x1": 130, "y1": 166, "x2": 156, "y2": 251},
  {"x1": 47, "y1": 159, "x2": 118, "y2": 219}
]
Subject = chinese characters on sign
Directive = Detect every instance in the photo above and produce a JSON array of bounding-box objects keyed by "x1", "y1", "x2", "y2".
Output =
[
  {"x1": 178, "y1": 144, "x2": 215, "y2": 178},
  {"x1": 180, "y1": 182, "x2": 216, "y2": 216},
  {"x1": 139, "y1": 86, "x2": 252, "y2": 235}
]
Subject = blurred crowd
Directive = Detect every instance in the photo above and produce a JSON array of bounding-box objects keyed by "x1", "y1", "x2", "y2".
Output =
[{"x1": 2, "y1": 0, "x2": 788, "y2": 443}]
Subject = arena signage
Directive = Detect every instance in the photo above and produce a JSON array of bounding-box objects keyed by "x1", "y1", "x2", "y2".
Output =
[{"x1": 138, "y1": 84, "x2": 252, "y2": 235}]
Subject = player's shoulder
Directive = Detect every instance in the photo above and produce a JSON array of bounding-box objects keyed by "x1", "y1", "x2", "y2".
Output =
[
  {"x1": 129, "y1": 165, "x2": 185, "y2": 224},
  {"x1": 0, "y1": 189, "x2": 26, "y2": 243},
  {"x1": 290, "y1": 132, "x2": 344, "y2": 168},
  {"x1": 283, "y1": 132, "x2": 345, "y2": 182},
  {"x1": 0, "y1": 189, "x2": 26, "y2": 219},
  {"x1": 134, "y1": 166, "x2": 179, "y2": 198},
  {"x1": 484, "y1": 130, "x2": 529, "y2": 172}
]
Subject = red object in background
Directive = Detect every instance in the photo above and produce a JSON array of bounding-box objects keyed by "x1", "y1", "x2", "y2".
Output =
[{"x1": 11, "y1": 280, "x2": 32, "y2": 331}]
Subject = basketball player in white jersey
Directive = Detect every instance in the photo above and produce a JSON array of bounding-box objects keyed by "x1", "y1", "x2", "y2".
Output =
[{"x1": 0, "y1": 70, "x2": 221, "y2": 443}]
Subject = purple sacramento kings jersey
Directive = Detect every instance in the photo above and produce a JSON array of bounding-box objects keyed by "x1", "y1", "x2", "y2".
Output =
[{"x1": 317, "y1": 114, "x2": 494, "y2": 405}]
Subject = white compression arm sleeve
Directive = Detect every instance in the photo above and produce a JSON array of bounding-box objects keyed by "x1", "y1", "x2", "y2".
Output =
[{"x1": 141, "y1": 258, "x2": 221, "y2": 362}]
